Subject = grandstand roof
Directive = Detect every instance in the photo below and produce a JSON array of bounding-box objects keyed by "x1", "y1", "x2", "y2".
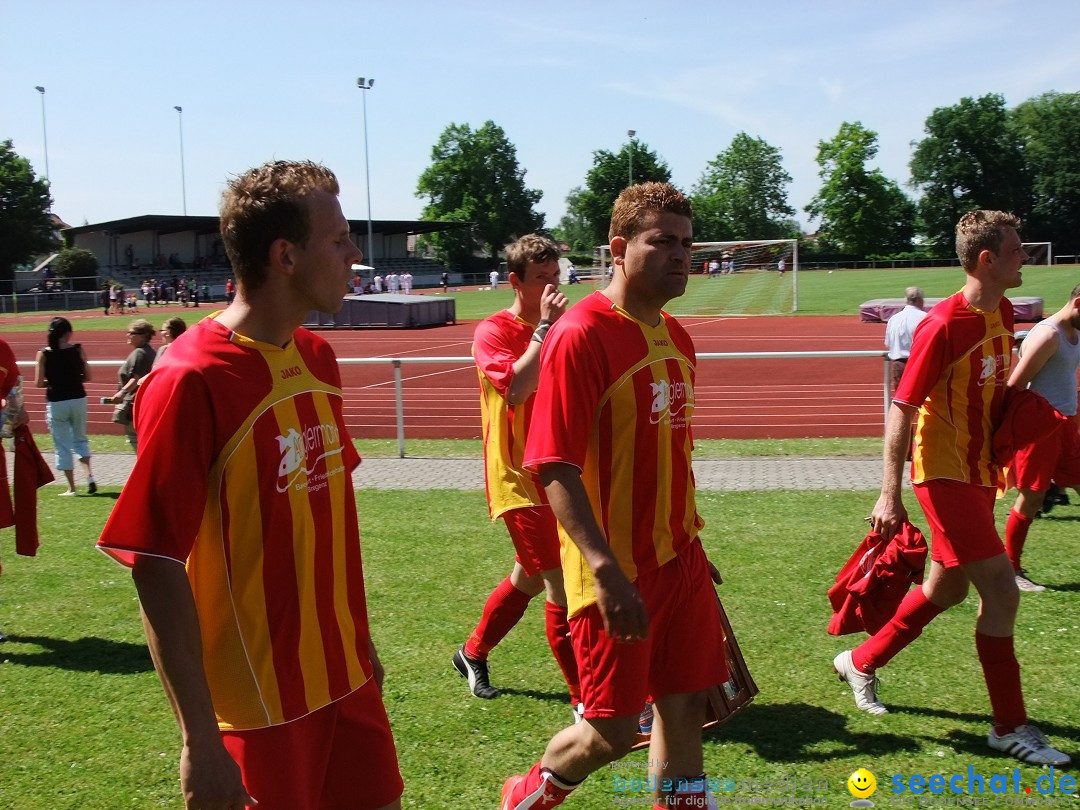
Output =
[{"x1": 62, "y1": 214, "x2": 472, "y2": 237}]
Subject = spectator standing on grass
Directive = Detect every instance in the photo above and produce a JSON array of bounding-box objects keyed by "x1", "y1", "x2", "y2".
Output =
[
  {"x1": 97, "y1": 159, "x2": 403, "y2": 810},
  {"x1": 441, "y1": 271, "x2": 449, "y2": 292},
  {"x1": 501, "y1": 183, "x2": 729, "y2": 809},
  {"x1": 225, "y1": 277, "x2": 235, "y2": 304},
  {"x1": 109, "y1": 319, "x2": 155, "y2": 453},
  {"x1": 35, "y1": 318, "x2": 96, "y2": 496},
  {"x1": 489, "y1": 268, "x2": 500, "y2": 290},
  {"x1": 152, "y1": 317, "x2": 187, "y2": 369},
  {"x1": 835, "y1": 210, "x2": 1070, "y2": 767},
  {"x1": 452, "y1": 234, "x2": 580, "y2": 717},
  {"x1": 885, "y1": 287, "x2": 928, "y2": 398},
  {"x1": 1003, "y1": 284, "x2": 1080, "y2": 593}
]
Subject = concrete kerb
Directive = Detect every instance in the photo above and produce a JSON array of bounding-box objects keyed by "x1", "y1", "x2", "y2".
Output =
[{"x1": 30, "y1": 452, "x2": 907, "y2": 492}]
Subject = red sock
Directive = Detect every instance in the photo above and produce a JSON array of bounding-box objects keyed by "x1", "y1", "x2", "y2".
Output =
[
  {"x1": 852, "y1": 587, "x2": 945, "y2": 672},
  {"x1": 1004, "y1": 509, "x2": 1033, "y2": 571},
  {"x1": 976, "y1": 632, "x2": 1027, "y2": 734},
  {"x1": 504, "y1": 762, "x2": 579, "y2": 809},
  {"x1": 465, "y1": 577, "x2": 533, "y2": 659},
  {"x1": 545, "y1": 601, "x2": 581, "y2": 705}
]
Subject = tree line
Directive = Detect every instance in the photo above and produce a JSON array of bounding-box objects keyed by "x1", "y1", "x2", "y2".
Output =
[
  {"x1": 416, "y1": 91, "x2": 1080, "y2": 266},
  {"x1": 3, "y1": 91, "x2": 1076, "y2": 284}
]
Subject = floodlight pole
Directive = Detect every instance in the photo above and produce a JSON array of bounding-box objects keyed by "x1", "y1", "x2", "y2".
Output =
[
  {"x1": 627, "y1": 129, "x2": 636, "y2": 186},
  {"x1": 34, "y1": 86, "x2": 50, "y2": 183},
  {"x1": 357, "y1": 77, "x2": 375, "y2": 267},
  {"x1": 174, "y1": 106, "x2": 187, "y2": 216}
]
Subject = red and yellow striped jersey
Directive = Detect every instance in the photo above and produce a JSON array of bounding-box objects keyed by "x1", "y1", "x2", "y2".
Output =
[
  {"x1": 523, "y1": 292, "x2": 703, "y2": 617},
  {"x1": 98, "y1": 316, "x2": 373, "y2": 730},
  {"x1": 473, "y1": 310, "x2": 544, "y2": 518},
  {"x1": 894, "y1": 291, "x2": 1014, "y2": 486}
]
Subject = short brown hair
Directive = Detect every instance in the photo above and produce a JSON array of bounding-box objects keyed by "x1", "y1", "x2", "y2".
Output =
[
  {"x1": 220, "y1": 160, "x2": 341, "y2": 291},
  {"x1": 609, "y1": 182, "x2": 692, "y2": 242},
  {"x1": 128, "y1": 318, "x2": 154, "y2": 337},
  {"x1": 955, "y1": 210, "x2": 1021, "y2": 271},
  {"x1": 162, "y1": 316, "x2": 187, "y2": 339},
  {"x1": 505, "y1": 234, "x2": 561, "y2": 279}
]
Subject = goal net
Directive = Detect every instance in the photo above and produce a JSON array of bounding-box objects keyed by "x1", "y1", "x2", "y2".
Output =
[
  {"x1": 597, "y1": 239, "x2": 799, "y2": 315},
  {"x1": 1022, "y1": 242, "x2": 1053, "y2": 266}
]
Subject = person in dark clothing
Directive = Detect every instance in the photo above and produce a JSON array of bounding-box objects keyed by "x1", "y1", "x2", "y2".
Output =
[{"x1": 35, "y1": 317, "x2": 96, "y2": 495}]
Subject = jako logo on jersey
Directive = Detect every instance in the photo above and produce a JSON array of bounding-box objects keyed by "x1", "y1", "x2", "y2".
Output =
[
  {"x1": 276, "y1": 422, "x2": 343, "y2": 492},
  {"x1": 280, "y1": 365, "x2": 303, "y2": 380},
  {"x1": 650, "y1": 378, "x2": 694, "y2": 426}
]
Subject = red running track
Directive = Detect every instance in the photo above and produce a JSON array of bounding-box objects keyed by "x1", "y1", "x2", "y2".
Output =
[{"x1": 3, "y1": 315, "x2": 893, "y2": 440}]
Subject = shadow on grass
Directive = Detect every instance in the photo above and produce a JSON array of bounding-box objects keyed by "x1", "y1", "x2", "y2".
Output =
[
  {"x1": 499, "y1": 687, "x2": 572, "y2": 703},
  {"x1": 0, "y1": 634, "x2": 152, "y2": 674},
  {"x1": 706, "y1": 702, "x2": 920, "y2": 761},
  {"x1": 890, "y1": 704, "x2": 1080, "y2": 750}
]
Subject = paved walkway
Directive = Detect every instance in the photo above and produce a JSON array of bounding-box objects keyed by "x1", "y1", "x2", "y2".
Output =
[{"x1": 35, "y1": 453, "x2": 906, "y2": 491}]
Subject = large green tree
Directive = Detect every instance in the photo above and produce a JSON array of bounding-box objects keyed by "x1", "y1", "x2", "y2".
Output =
[
  {"x1": 416, "y1": 121, "x2": 543, "y2": 265},
  {"x1": 691, "y1": 132, "x2": 797, "y2": 242},
  {"x1": 567, "y1": 140, "x2": 672, "y2": 247},
  {"x1": 550, "y1": 187, "x2": 593, "y2": 253},
  {"x1": 0, "y1": 140, "x2": 56, "y2": 290},
  {"x1": 805, "y1": 122, "x2": 915, "y2": 257},
  {"x1": 1011, "y1": 91, "x2": 1080, "y2": 254},
  {"x1": 909, "y1": 93, "x2": 1032, "y2": 252}
]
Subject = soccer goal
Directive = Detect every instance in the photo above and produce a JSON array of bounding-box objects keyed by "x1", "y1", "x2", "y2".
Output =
[
  {"x1": 597, "y1": 238, "x2": 799, "y2": 315},
  {"x1": 1022, "y1": 242, "x2": 1053, "y2": 266}
]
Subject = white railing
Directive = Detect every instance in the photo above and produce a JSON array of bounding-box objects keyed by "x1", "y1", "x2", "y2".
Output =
[{"x1": 77, "y1": 351, "x2": 892, "y2": 457}]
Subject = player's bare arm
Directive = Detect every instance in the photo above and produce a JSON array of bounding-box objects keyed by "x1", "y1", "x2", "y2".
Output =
[
  {"x1": 871, "y1": 403, "x2": 915, "y2": 540},
  {"x1": 507, "y1": 284, "x2": 568, "y2": 404},
  {"x1": 132, "y1": 555, "x2": 256, "y2": 809},
  {"x1": 1007, "y1": 326, "x2": 1059, "y2": 389},
  {"x1": 539, "y1": 462, "x2": 648, "y2": 643}
]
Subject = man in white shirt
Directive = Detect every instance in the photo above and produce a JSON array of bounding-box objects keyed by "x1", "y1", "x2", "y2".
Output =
[
  {"x1": 884, "y1": 286, "x2": 928, "y2": 397},
  {"x1": 490, "y1": 269, "x2": 500, "y2": 290}
]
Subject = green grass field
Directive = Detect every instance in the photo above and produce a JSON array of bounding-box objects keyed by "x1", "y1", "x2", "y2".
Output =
[
  {"x1": 440, "y1": 264, "x2": 1080, "y2": 321},
  {"x1": 2, "y1": 487, "x2": 1077, "y2": 808},
  {"x1": 4, "y1": 264, "x2": 1078, "y2": 332}
]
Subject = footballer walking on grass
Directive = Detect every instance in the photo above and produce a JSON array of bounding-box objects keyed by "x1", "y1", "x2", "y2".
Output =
[
  {"x1": 453, "y1": 234, "x2": 581, "y2": 714},
  {"x1": 501, "y1": 183, "x2": 728, "y2": 810},
  {"x1": 98, "y1": 160, "x2": 403, "y2": 810},
  {"x1": 834, "y1": 210, "x2": 1070, "y2": 767}
]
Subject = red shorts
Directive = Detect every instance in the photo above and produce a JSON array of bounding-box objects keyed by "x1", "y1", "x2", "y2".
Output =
[
  {"x1": 221, "y1": 678, "x2": 402, "y2": 810},
  {"x1": 569, "y1": 540, "x2": 728, "y2": 719},
  {"x1": 1011, "y1": 420, "x2": 1080, "y2": 491},
  {"x1": 504, "y1": 506, "x2": 560, "y2": 577},
  {"x1": 913, "y1": 479, "x2": 1003, "y2": 568}
]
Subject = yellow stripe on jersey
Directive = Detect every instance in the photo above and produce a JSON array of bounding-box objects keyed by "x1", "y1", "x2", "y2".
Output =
[
  {"x1": 313, "y1": 393, "x2": 367, "y2": 688},
  {"x1": 478, "y1": 368, "x2": 542, "y2": 517},
  {"x1": 214, "y1": 429, "x2": 279, "y2": 726},
  {"x1": 274, "y1": 393, "x2": 331, "y2": 713}
]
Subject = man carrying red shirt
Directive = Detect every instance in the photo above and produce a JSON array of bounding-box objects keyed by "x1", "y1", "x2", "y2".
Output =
[
  {"x1": 1003, "y1": 284, "x2": 1080, "y2": 591},
  {"x1": 97, "y1": 161, "x2": 403, "y2": 809},
  {"x1": 501, "y1": 183, "x2": 727, "y2": 810},
  {"x1": 453, "y1": 234, "x2": 581, "y2": 713},
  {"x1": 834, "y1": 210, "x2": 1069, "y2": 766}
]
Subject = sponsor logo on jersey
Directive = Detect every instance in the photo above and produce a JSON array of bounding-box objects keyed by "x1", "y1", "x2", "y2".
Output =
[
  {"x1": 276, "y1": 421, "x2": 344, "y2": 493},
  {"x1": 650, "y1": 378, "x2": 694, "y2": 429}
]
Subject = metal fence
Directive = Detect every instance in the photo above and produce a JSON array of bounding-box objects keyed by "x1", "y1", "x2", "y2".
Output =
[{"x1": 69, "y1": 351, "x2": 892, "y2": 457}]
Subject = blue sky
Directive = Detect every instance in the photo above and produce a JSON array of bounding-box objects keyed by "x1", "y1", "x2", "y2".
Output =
[{"x1": 4, "y1": 0, "x2": 1079, "y2": 234}]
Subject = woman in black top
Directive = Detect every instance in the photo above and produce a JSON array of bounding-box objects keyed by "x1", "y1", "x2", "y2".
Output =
[{"x1": 35, "y1": 317, "x2": 96, "y2": 495}]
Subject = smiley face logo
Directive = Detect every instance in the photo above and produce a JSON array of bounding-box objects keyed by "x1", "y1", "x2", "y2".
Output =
[{"x1": 847, "y1": 768, "x2": 877, "y2": 799}]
